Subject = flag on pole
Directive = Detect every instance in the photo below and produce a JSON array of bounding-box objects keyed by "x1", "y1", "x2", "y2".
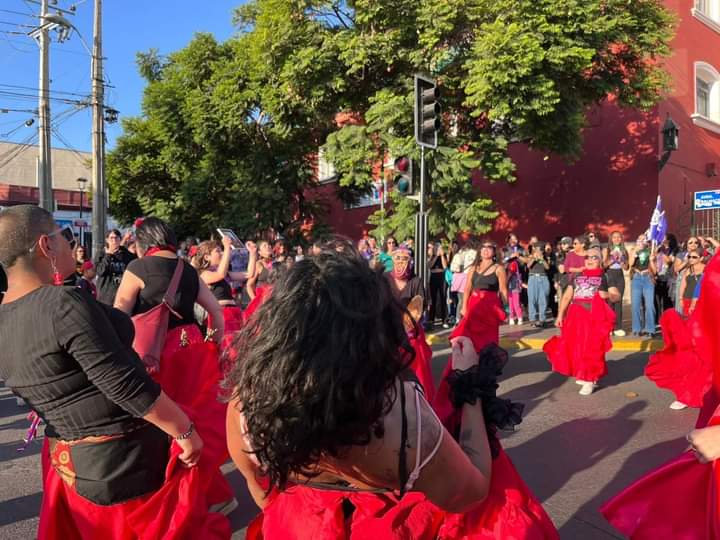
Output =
[{"x1": 647, "y1": 195, "x2": 668, "y2": 245}]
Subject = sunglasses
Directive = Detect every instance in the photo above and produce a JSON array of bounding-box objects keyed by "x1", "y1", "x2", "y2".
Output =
[
  {"x1": 586, "y1": 255, "x2": 601, "y2": 261},
  {"x1": 481, "y1": 244, "x2": 494, "y2": 249},
  {"x1": 688, "y1": 255, "x2": 700, "y2": 260},
  {"x1": 393, "y1": 256, "x2": 410, "y2": 262},
  {"x1": 30, "y1": 226, "x2": 76, "y2": 253}
]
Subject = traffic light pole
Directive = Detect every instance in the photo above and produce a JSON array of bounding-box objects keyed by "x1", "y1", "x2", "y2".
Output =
[{"x1": 415, "y1": 146, "x2": 428, "y2": 290}]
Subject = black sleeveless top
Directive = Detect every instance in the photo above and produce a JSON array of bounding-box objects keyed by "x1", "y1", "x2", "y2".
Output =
[
  {"x1": 256, "y1": 261, "x2": 272, "y2": 286},
  {"x1": 472, "y1": 266, "x2": 500, "y2": 292},
  {"x1": 210, "y1": 278, "x2": 234, "y2": 302},
  {"x1": 127, "y1": 256, "x2": 199, "y2": 329},
  {"x1": 684, "y1": 272, "x2": 702, "y2": 300}
]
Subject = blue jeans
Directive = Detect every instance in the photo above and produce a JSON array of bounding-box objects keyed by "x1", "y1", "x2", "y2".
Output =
[
  {"x1": 631, "y1": 273, "x2": 656, "y2": 334},
  {"x1": 528, "y1": 274, "x2": 549, "y2": 322}
]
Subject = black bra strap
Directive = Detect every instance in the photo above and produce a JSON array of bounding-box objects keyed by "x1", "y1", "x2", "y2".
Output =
[{"x1": 398, "y1": 381, "x2": 408, "y2": 498}]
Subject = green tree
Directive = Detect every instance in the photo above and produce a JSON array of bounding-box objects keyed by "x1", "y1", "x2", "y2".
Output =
[{"x1": 108, "y1": 0, "x2": 675, "y2": 240}]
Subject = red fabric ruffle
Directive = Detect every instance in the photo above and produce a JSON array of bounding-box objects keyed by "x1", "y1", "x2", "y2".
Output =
[
  {"x1": 602, "y1": 252, "x2": 720, "y2": 538},
  {"x1": 645, "y1": 308, "x2": 712, "y2": 407},
  {"x1": 408, "y1": 325, "x2": 436, "y2": 403},
  {"x1": 243, "y1": 286, "x2": 270, "y2": 324},
  {"x1": 450, "y1": 290, "x2": 505, "y2": 353},
  {"x1": 543, "y1": 296, "x2": 615, "y2": 382}
]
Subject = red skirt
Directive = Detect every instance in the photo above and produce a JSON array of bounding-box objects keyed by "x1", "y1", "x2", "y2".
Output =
[
  {"x1": 208, "y1": 305, "x2": 244, "y2": 351},
  {"x1": 408, "y1": 326, "x2": 436, "y2": 403},
  {"x1": 450, "y1": 290, "x2": 506, "y2": 353},
  {"x1": 602, "y1": 253, "x2": 720, "y2": 538},
  {"x1": 243, "y1": 286, "x2": 271, "y2": 324},
  {"x1": 37, "y1": 325, "x2": 232, "y2": 539},
  {"x1": 543, "y1": 296, "x2": 615, "y2": 382},
  {"x1": 645, "y1": 308, "x2": 712, "y2": 407}
]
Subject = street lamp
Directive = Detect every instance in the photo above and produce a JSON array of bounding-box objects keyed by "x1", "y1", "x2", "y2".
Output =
[{"x1": 77, "y1": 176, "x2": 88, "y2": 247}]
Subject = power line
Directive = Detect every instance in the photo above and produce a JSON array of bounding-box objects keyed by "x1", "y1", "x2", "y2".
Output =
[
  {"x1": 0, "y1": 9, "x2": 36, "y2": 18},
  {"x1": 0, "y1": 83, "x2": 89, "y2": 98}
]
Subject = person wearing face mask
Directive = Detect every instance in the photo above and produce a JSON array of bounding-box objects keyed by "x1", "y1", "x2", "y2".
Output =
[
  {"x1": 543, "y1": 246, "x2": 620, "y2": 396},
  {"x1": 0, "y1": 206, "x2": 229, "y2": 539},
  {"x1": 94, "y1": 228, "x2": 136, "y2": 305},
  {"x1": 629, "y1": 234, "x2": 657, "y2": 336}
]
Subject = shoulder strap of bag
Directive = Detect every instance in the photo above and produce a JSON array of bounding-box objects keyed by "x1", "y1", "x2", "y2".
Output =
[{"x1": 162, "y1": 259, "x2": 184, "y2": 306}]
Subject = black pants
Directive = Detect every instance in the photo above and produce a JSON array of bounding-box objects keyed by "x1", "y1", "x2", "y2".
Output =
[
  {"x1": 428, "y1": 272, "x2": 447, "y2": 324},
  {"x1": 606, "y1": 268, "x2": 625, "y2": 331},
  {"x1": 448, "y1": 290, "x2": 459, "y2": 322},
  {"x1": 654, "y1": 276, "x2": 673, "y2": 324}
]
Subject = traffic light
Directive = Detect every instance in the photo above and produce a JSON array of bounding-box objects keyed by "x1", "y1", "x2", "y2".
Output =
[
  {"x1": 414, "y1": 74, "x2": 440, "y2": 149},
  {"x1": 392, "y1": 156, "x2": 413, "y2": 195}
]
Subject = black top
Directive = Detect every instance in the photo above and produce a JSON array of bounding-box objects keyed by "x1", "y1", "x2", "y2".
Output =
[
  {"x1": 472, "y1": 266, "x2": 500, "y2": 292},
  {"x1": 209, "y1": 277, "x2": 233, "y2": 302},
  {"x1": 386, "y1": 274, "x2": 425, "y2": 308},
  {"x1": 528, "y1": 255, "x2": 548, "y2": 275},
  {"x1": 256, "y1": 262, "x2": 272, "y2": 287},
  {"x1": 684, "y1": 273, "x2": 702, "y2": 300},
  {"x1": 571, "y1": 272, "x2": 609, "y2": 303},
  {"x1": 0, "y1": 286, "x2": 160, "y2": 441},
  {"x1": 126, "y1": 257, "x2": 200, "y2": 329},
  {"x1": 0, "y1": 264, "x2": 6, "y2": 301},
  {"x1": 632, "y1": 249, "x2": 652, "y2": 272},
  {"x1": 95, "y1": 247, "x2": 137, "y2": 305},
  {"x1": 430, "y1": 256, "x2": 444, "y2": 270}
]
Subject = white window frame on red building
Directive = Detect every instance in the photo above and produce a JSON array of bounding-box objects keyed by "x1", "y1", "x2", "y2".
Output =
[{"x1": 692, "y1": 61, "x2": 720, "y2": 134}]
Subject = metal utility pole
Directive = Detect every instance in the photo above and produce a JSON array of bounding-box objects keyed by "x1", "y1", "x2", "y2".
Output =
[
  {"x1": 91, "y1": 0, "x2": 106, "y2": 258},
  {"x1": 37, "y1": 0, "x2": 53, "y2": 212}
]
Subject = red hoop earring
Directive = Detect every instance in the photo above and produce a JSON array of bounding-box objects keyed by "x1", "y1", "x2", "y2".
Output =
[{"x1": 50, "y1": 257, "x2": 64, "y2": 286}]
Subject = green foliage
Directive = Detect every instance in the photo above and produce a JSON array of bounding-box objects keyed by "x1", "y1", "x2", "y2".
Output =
[{"x1": 108, "y1": 0, "x2": 674, "y2": 240}]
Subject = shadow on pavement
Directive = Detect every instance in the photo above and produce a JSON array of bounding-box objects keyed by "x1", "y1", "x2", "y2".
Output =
[
  {"x1": 600, "y1": 353, "x2": 649, "y2": 390},
  {"x1": 559, "y1": 435, "x2": 688, "y2": 538},
  {"x1": 0, "y1": 492, "x2": 42, "y2": 527},
  {"x1": 0, "y1": 437, "x2": 42, "y2": 464},
  {"x1": 506, "y1": 401, "x2": 648, "y2": 503}
]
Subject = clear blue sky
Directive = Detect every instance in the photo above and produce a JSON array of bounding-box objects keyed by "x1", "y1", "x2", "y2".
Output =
[{"x1": 0, "y1": 0, "x2": 242, "y2": 153}]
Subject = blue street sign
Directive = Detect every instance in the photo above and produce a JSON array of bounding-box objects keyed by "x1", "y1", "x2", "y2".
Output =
[{"x1": 694, "y1": 190, "x2": 720, "y2": 211}]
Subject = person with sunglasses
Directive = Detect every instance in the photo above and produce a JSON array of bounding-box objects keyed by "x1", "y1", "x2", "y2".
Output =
[
  {"x1": 0, "y1": 205, "x2": 234, "y2": 539},
  {"x1": 452, "y1": 241, "x2": 509, "y2": 353},
  {"x1": 544, "y1": 246, "x2": 619, "y2": 395},
  {"x1": 94, "y1": 228, "x2": 136, "y2": 306},
  {"x1": 679, "y1": 249, "x2": 705, "y2": 316}
]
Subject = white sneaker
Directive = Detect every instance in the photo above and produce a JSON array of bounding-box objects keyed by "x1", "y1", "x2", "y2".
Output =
[
  {"x1": 613, "y1": 329, "x2": 627, "y2": 337},
  {"x1": 509, "y1": 318, "x2": 516, "y2": 325},
  {"x1": 669, "y1": 401, "x2": 688, "y2": 410},
  {"x1": 579, "y1": 382, "x2": 596, "y2": 395},
  {"x1": 517, "y1": 318, "x2": 524, "y2": 325},
  {"x1": 575, "y1": 379, "x2": 585, "y2": 385}
]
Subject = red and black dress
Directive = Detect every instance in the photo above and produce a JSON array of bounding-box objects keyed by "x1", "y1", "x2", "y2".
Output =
[
  {"x1": 450, "y1": 265, "x2": 506, "y2": 353},
  {"x1": 0, "y1": 286, "x2": 230, "y2": 539},
  {"x1": 543, "y1": 269, "x2": 615, "y2": 383},
  {"x1": 127, "y1": 256, "x2": 234, "y2": 523},
  {"x1": 601, "y1": 251, "x2": 720, "y2": 539}
]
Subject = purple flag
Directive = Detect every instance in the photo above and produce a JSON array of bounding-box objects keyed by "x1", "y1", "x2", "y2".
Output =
[{"x1": 647, "y1": 195, "x2": 668, "y2": 245}]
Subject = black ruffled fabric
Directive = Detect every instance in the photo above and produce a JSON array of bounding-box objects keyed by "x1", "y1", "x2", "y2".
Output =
[{"x1": 446, "y1": 343, "x2": 524, "y2": 458}]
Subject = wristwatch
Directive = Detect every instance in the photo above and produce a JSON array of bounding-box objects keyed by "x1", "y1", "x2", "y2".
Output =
[{"x1": 175, "y1": 422, "x2": 195, "y2": 440}]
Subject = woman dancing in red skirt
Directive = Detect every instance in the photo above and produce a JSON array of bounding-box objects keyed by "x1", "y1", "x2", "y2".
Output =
[
  {"x1": 0, "y1": 206, "x2": 227, "y2": 539},
  {"x1": 543, "y1": 246, "x2": 618, "y2": 396},
  {"x1": 602, "y1": 250, "x2": 720, "y2": 539},
  {"x1": 115, "y1": 217, "x2": 237, "y2": 520},
  {"x1": 225, "y1": 247, "x2": 557, "y2": 539},
  {"x1": 194, "y1": 236, "x2": 257, "y2": 346},
  {"x1": 451, "y1": 240, "x2": 508, "y2": 352}
]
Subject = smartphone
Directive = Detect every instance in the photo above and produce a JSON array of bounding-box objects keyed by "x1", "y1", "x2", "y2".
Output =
[{"x1": 217, "y1": 228, "x2": 245, "y2": 249}]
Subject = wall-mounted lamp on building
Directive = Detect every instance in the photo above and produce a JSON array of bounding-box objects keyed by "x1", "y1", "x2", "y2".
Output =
[{"x1": 659, "y1": 114, "x2": 679, "y2": 171}]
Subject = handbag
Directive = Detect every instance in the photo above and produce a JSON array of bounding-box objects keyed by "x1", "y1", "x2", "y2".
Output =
[{"x1": 131, "y1": 259, "x2": 184, "y2": 373}]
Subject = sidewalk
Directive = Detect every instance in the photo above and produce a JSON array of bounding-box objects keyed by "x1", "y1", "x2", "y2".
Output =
[{"x1": 427, "y1": 321, "x2": 663, "y2": 353}]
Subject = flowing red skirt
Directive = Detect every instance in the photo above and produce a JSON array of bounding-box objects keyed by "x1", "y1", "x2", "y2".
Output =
[
  {"x1": 543, "y1": 296, "x2": 615, "y2": 382},
  {"x1": 602, "y1": 253, "x2": 720, "y2": 539},
  {"x1": 243, "y1": 286, "x2": 270, "y2": 324},
  {"x1": 450, "y1": 290, "x2": 506, "y2": 353},
  {"x1": 37, "y1": 324, "x2": 232, "y2": 539},
  {"x1": 645, "y1": 308, "x2": 712, "y2": 408},
  {"x1": 208, "y1": 305, "x2": 244, "y2": 351},
  {"x1": 408, "y1": 326, "x2": 436, "y2": 403}
]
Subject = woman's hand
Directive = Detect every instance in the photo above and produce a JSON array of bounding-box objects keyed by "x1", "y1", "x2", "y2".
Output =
[
  {"x1": 246, "y1": 240, "x2": 257, "y2": 254},
  {"x1": 176, "y1": 429, "x2": 204, "y2": 467},
  {"x1": 450, "y1": 336, "x2": 478, "y2": 370},
  {"x1": 555, "y1": 315, "x2": 563, "y2": 328},
  {"x1": 687, "y1": 425, "x2": 720, "y2": 463},
  {"x1": 222, "y1": 235, "x2": 234, "y2": 251}
]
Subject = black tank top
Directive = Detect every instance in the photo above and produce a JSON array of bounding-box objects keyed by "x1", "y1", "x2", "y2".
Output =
[
  {"x1": 210, "y1": 278, "x2": 234, "y2": 302},
  {"x1": 684, "y1": 272, "x2": 701, "y2": 300},
  {"x1": 256, "y1": 261, "x2": 272, "y2": 286},
  {"x1": 472, "y1": 266, "x2": 499, "y2": 292},
  {"x1": 126, "y1": 256, "x2": 199, "y2": 329}
]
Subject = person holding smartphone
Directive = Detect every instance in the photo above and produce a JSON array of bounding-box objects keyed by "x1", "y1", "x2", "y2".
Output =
[
  {"x1": 527, "y1": 242, "x2": 550, "y2": 328},
  {"x1": 629, "y1": 234, "x2": 657, "y2": 336}
]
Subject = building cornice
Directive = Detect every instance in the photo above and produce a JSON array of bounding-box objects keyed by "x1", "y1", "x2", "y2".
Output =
[
  {"x1": 691, "y1": 113, "x2": 720, "y2": 135},
  {"x1": 692, "y1": 8, "x2": 720, "y2": 35}
]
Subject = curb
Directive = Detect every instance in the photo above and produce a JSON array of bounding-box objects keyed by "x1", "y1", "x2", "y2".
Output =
[{"x1": 427, "y1": 332, "x2": 663, "y2": 353}]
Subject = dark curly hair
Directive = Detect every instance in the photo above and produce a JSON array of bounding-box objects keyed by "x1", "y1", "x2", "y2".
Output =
[{"x1": 222, "y1": 247, "x2": 413, "y2": 491}]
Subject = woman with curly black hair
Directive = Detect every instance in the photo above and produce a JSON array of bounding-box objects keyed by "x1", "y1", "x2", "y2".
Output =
[{"x1": 224, "y1": 248, "x2": 558, "y2": 539}]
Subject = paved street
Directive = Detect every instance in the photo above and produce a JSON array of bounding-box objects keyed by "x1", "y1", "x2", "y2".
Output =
[{"x1": 0, "y1": 344, "x2": 696, "y2": 539}]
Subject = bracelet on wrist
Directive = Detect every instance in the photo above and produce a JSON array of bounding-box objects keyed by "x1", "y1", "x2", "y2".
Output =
[{"x1": 175, "y1": 422, "x2": 195, "y2": 441}]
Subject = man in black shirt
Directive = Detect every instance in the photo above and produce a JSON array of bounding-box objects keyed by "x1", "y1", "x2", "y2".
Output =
[{"x1": 95, "y1": 229, "x2": 136, "y2": 305}]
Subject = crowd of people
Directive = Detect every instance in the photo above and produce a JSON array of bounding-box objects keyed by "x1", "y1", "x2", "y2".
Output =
[{"x1": 0, "y1": 204, "x2": 719, "y2": 539}]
